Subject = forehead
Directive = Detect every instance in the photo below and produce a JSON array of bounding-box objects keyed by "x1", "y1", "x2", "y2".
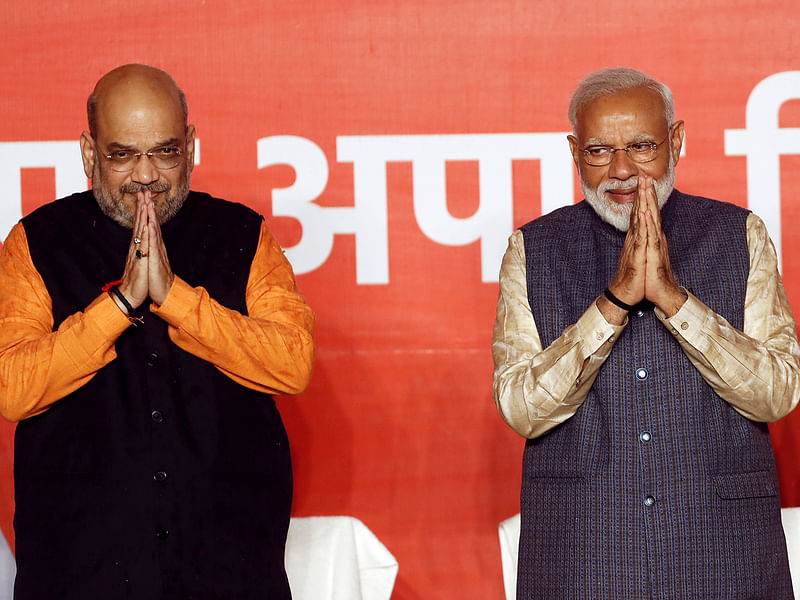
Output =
[
  {"x1": 94, "y1": 82, "x2": 185, "y2": 147},
  {"x1": 575, "y1": 87, "x2": 667, "y2": 143}
]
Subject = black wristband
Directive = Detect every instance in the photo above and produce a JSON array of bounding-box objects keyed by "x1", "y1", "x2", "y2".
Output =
[
  {"x1": 108, "y1": 285, "x2": 143, "y2": 325},
  {"x1": 603, "y1": 288, "x2": 635, "y2": 312}
]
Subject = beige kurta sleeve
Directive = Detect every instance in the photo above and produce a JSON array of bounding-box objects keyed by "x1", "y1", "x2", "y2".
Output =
[
  {"x1": 656, "y1": 212, "x2": 800, "y2": 422},
  {"x1": 492, "y1": 230, "x2": 626, "y2": 439}
]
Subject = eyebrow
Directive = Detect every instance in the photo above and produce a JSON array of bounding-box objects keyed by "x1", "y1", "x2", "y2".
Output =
[
  {"x1": 582, "y1": 134, "x2": 660, "y2": 147},
  {"x1": 103, "y1": 138, "x2": 182, "y2": 151}
]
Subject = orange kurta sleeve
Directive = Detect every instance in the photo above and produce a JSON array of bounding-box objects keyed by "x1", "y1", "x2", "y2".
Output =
[
  {"x1": 151, "y1": 221, "x2": 315, "y2": 396},
  {"x1": 0, "y1": 223, "x2": 132, "y2": 422}
]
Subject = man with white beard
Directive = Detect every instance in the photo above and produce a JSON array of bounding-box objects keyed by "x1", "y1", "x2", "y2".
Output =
[{"x1": 493, "y1": 67, "x2": 800, "y2": 599}]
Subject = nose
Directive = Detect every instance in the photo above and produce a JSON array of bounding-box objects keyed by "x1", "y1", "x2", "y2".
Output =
[
  {"x1": 129, "y1": 154, "x2": 160, "y2": 185},
  {"x1": 607, "y1": 148, "x2": 638, "y2": 180}
]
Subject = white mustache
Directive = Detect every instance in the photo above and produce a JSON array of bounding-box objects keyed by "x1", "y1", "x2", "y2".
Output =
[{"x1": 598, "y1": 177, "x2": 638, "y2": 193}]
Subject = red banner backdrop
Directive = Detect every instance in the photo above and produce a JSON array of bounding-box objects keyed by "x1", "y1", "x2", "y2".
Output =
[{"x1": 2, "y1": 2, "x2": 800, "y2": 597}]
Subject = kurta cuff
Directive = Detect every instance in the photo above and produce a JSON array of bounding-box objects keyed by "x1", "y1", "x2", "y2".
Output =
[
  {"x1": 83, "y1": 292, "x2": 134, "y2": 342},
  {"x1": 656, "y1": 291, "x2": 708, "y2": 348},
  {"x1": 577, "y1": 298, "x2": 626, "y2": 358},
  {"x1": 150, "y1": 276, "x2": 194, "y2": 326}
]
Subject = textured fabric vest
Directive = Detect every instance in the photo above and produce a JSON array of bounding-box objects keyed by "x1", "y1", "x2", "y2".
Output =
[
  {"x1": 518, "y1": 191, "x2": 792, "y2": 599},
  {"x1": 15, "y1": 191, "x2": 293, "y2": 599}
]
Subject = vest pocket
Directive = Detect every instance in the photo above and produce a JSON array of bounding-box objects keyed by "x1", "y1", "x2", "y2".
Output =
[{"x1": 711, "y1": 470, "x2": 778, "y2": 499}]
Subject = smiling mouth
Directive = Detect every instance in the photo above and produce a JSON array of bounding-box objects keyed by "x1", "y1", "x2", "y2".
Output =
[{"x1": 605, "y1": 187, "x2": 637, "y2": 203}]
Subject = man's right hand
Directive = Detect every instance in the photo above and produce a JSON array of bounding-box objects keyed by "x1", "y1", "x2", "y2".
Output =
[
  {"x1": 597, "y1": 179, "x2": 649, "y2": 325},
  {"x1": 117, "y1": 193, "x2": 150, "y2": 311}
]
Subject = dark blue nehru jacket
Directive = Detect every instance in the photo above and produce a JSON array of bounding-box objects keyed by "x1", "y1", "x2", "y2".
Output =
[
  {"x1": 15, "y1": 191, "x2": 293, "y2": 599},
  {"x1": 517, "y1": 191, "x2": 792, "y2": 599}
]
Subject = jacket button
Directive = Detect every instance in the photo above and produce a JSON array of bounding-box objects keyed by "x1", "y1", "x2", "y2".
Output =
[
  {"x1": 146, "y1": 352, "x2": 159, "y2": 367},
  {"x1": 644, "y1": 495, "x2": 656, "y2": 506},
  {"x1": 640, "y1": 431, "x2": 652, "y2": 443},
  {"x1": 635, "y1": 367, "x2": 648, "y2": 381},
  {"x1": 155, "y1": 527, "x2": 169, "y2": 540},
  {"x1": 151, "y1": 410, "x2": 164, "y2": 423},
  {"x1": 154, "y1": 471, "x2": 167, "y2": 482}
]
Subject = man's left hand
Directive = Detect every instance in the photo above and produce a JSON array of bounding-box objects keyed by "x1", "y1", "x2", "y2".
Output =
[
  {"x1": 139, "y1": 191, "x2": 174, "y2": 305},
  {"x1": 640, "y1": 175, "x2": 687, "y2": 317}
]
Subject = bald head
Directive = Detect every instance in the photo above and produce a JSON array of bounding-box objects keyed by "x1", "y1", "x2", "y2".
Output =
[
  {"x1": 87, "y1": 64, "x2": 188, "y2": 140},
  {"x1": 80, "y1": 64, "x2": 195, "y2": 228}
]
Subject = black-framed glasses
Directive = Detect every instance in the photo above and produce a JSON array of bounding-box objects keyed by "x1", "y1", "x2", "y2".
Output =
[
  {"x1": 102, "y1": 146, "x2": 184, "y2": 172},
  {"x1": 579, "y1": 133, "x2": 670, "y2": 166}
]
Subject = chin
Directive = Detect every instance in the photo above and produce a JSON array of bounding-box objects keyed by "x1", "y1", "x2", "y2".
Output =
[
  {"x1": 582, "y1": 186, "x2": 633, "y2": 232},
  {"x1": 581, "y1": 163, "x2": 676, "y2": 233}
]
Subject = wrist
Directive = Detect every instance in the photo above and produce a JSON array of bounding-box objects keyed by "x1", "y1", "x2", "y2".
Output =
[
  {"x1": 104, "y1": 283, "x2": 144, "y2": 327},
  {"x1": 654, "y1": 286, "x2": 688, "y2": 318},
  {"x1": 596, "y1": 295, "x2": 628, "y2": 326},
  {"x1": 606, "y1": 281, "x2": 642, "y2": 308},
  {"x1": 604, "y1": 287, "x2": 635, "y2": 312}
]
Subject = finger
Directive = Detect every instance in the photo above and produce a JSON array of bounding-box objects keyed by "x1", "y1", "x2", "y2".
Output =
[
  {"x1": 132, "y1": 193, "x2": 146, "y2": 242},
  {"x1": 144, "y1": 196, "x2": 163, "y2": 251},
  {"x1": 635, "y1": 176, "x2": 650, "y2": 216},
  {"x1": 119, "y1": 235, "x2": 149, "y2": 309},
  {"x1": 642, "y1": 175, "x2": 662, "y2": 232},
  {"x1": 624, "y1": 186, "x2": 647, "y2": 253},
  {"x1": 628, "y1": 204, "x2": 642, "y2": 237},
  {"x1": 144, "y1": 196, "x2": 173, "y2": 297},
  {"x1": 138, "y1": 191, "x2": 154, "y2": 253},
  {"x1": 133, "y1": 206, "x2": 150, "y2": 261},
  {"x1": 147, "y1": 224, "x2": 173, "y2": 304},
  {"x1": 644, "y1": 211, "x2": 673, "y2": 287},
  {"x1": 128, "y1": 192, "x2": 149, "y2": 262},
  {"x1": 638, "y1": 180, "x2": 648, "y2": 216},
  {"x1": 644, "y1": 207, "x2": 660, "y2": 252},
  {"x1": 629, "y1": 178, "x2": 650, "y2": 238}
]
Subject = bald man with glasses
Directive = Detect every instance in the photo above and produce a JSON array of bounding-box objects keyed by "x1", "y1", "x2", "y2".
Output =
[{"x1": 0, "y1": 64, "x2": 314, "y2": 599}]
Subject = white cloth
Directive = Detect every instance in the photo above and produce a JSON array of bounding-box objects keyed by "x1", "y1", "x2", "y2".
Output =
[
  {"x1": 497, "y1": 513, "x2": 520, "y2": 600},
  {"x1": 286, "y1": 516, "x2": 398, "y2": 600},
  {"x1": 0, "y1": 531, "x2": 13, "y2": 600},
  {"x1": 782, "y1": 506, "x2": 800, "y2": 598}
]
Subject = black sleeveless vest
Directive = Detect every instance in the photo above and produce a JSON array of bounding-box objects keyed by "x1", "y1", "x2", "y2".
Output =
[
  {"x1": 517, "y1": 191, "x2": 792, "y2": 599},
  {"x1": 14, "y1": 191, "x2": 292, "y2": 599}
]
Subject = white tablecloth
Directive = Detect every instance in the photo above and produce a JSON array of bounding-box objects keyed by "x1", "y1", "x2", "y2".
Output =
[
  {"x1": 0, "y1": 533, "x2": 13, "y2": 600},
  {"x1": 286, "y1": 515, "x2": 398, "y2": 600}
]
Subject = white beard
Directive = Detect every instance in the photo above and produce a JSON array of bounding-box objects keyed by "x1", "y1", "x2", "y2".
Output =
[{"x1": 581, "y1": 159, "x2": 675, "y2": 232}]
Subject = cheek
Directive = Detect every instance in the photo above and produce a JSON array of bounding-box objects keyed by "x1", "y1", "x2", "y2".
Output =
[
  {"x1": 167, "y1": 167, "x2": 188, "y2": 188},
  {"x1": 95, "y1": 166, "x2": 126, "y2": 189},
  {"x1": 579, "y1": 164, "x2": 607, "y2": 188},
  {"x1": 640, "y1": 157, "x2": 670, "y2": 180}
]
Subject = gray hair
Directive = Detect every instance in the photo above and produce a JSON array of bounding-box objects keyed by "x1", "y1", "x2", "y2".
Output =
[{"x1": 568, "y1": 67, "x2": 674, "y2": 133}]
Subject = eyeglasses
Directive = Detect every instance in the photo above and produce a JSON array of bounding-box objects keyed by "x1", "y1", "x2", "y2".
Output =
[
  {"x1": 579, "y1": 134, "x2": 670, "y2": 166},
  {"x1": 102, "y1": 146, "x2": 184, "y2": 172}
]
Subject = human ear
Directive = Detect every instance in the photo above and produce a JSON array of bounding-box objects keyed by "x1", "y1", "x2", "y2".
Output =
[
  {"x1": 79, "y1": 131, "x2": 96, "y2": 179},
  {"x1": 670, "y1": 121, "x2": 685, "y2": 166}
]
